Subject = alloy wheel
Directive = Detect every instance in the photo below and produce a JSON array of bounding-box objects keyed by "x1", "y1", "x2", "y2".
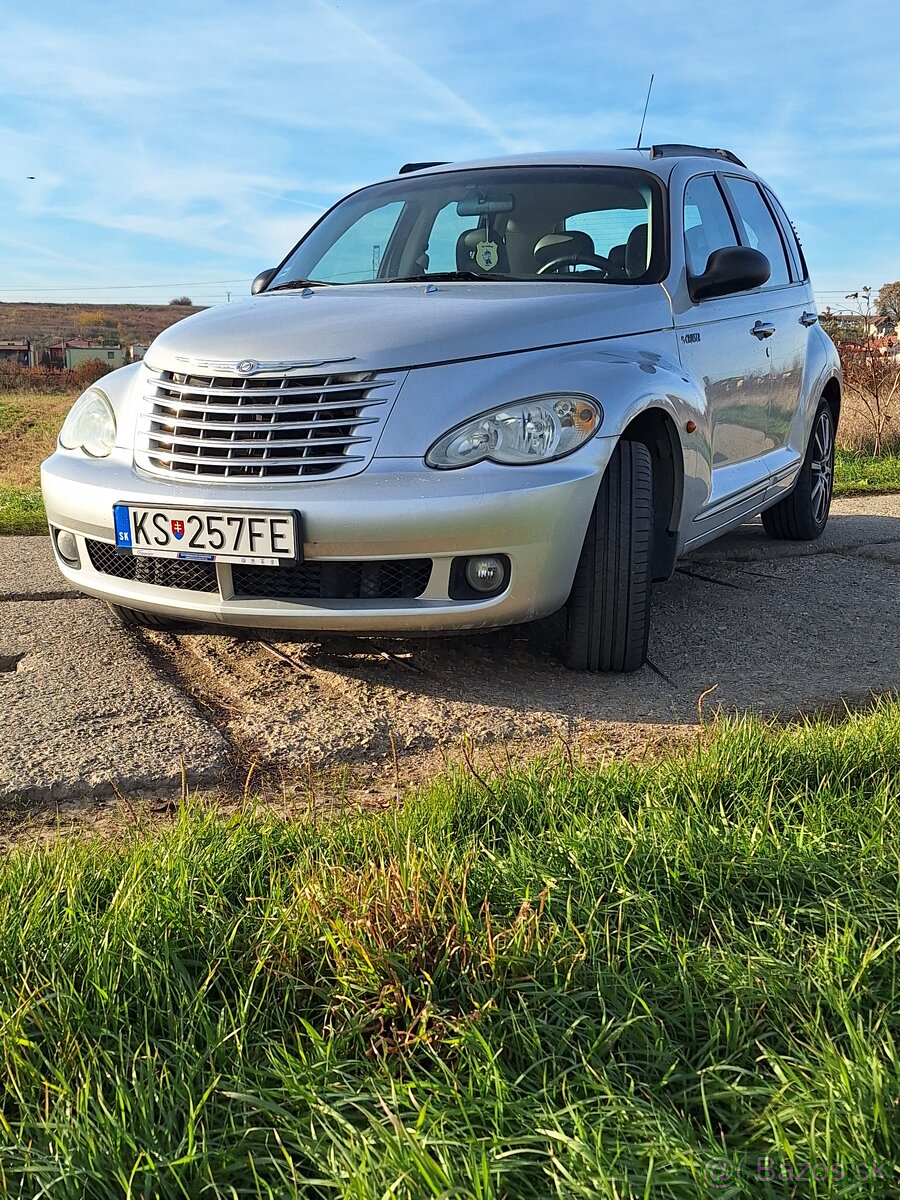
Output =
[{"x1": 810, "y1": 409, "x2": 834, "y2": 526}]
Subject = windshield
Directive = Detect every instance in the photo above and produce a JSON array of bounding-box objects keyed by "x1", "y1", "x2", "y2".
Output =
[{"x1": 267, "y1": 166, "x2": 667, "y2": 288}]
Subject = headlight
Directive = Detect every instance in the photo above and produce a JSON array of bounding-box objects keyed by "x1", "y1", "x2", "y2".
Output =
[
  {"x1": 426, "y1": 393, "x2": 602, "y2": 469},
  {"x1": 59, "y1": 387, "x2": 117, "y2": 457}
]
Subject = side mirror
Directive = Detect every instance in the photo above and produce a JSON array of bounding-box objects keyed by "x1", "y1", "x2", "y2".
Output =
[
  {"x1": 251, "y1": 268, "x2": 277, "y2": 295},
  {"x1": 689, "y1": 246, "x2": 770, "y2": 302}
]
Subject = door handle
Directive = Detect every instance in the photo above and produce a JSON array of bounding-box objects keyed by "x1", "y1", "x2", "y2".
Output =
[
  {"x1": 750, "y1": 321, "x2": 775, "y2": 339},
  {"x1": 799, "y1": 311, "x2": 818, "y2": 327}
]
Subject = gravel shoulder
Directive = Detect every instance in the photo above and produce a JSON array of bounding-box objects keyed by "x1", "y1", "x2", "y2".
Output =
[{"x1": 2, "y1": 494, "x2": 900, "y2": 827}]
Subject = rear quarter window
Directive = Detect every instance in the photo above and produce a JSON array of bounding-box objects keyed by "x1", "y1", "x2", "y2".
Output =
[{"x1": 763, "y1": 187, "x2": 809, "y2": 282}]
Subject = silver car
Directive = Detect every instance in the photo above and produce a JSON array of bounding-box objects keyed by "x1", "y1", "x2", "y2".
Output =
[{"x1": 42, "y1": 145, "x2": 841, "y2": 672}]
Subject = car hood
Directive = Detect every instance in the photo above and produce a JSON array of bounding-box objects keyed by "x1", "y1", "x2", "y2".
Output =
[{"x1": 145, "y1": 282, "x2": 674, "y2": 373}]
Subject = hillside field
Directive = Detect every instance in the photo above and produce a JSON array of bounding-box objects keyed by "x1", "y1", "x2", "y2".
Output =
[{"x1": 0, "y1": 301, "x2": 204, "y2": 355}]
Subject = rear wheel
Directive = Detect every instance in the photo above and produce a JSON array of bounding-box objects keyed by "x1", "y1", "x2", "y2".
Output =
[
  {"x1": 564, "y1": 440, "x2": 653, "y2": 673},
  {"x1": 761, "y1": 401, "x2": 835, "y2": 540}
]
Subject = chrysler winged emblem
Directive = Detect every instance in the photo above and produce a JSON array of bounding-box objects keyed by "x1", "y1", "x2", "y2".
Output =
[{"x1": 161, "y1": 355, "x2": 357, "y2": 375}]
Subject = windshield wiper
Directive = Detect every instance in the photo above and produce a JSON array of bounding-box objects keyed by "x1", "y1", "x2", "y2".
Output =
[
  {"x1": 384, "y1": 270, "x2": 509, "y2": 284},
  {"x1": 266, "y1": 279, "x2": 333, "y2": 291}
]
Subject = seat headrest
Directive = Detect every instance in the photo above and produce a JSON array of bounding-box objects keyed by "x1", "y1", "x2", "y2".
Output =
[
  {"x1": 456, "y1": 228, "x2": 508, "y2": 273},
  {"x1": 685, "y1": 226, "x2": 710, "y2": 275},
  {"x1": 533, "y1": 230, "x2": 595, "y2": 271},
  {"x1": 625, "y1": 224, "x2": 649, "y2": 278}
]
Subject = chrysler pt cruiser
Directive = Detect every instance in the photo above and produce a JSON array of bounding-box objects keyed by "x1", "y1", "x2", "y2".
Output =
[{"x1": 42, "y1": 145, "x2": 841, "y2": 672}]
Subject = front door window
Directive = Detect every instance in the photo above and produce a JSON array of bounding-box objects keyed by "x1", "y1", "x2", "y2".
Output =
[{"x1": 683, "y1": 174, "x2": 738, "y2": 277}]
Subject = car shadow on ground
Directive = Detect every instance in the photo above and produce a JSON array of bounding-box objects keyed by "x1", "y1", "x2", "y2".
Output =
[{"x1": 149, "y1": 511, "x2": 900, "y2": 772}]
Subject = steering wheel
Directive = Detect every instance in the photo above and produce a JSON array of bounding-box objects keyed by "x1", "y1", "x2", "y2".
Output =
[{"x1": 537, "y1": 252, "x2": 611, "y2": 276}]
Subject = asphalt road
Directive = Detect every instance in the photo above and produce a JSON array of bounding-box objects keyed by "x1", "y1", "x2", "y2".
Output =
[{"x1": 2, "y1": 494, "x2": 899, "y2": 806}]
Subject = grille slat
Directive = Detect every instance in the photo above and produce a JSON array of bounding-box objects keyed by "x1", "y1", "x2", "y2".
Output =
[
  {"x1": 141, "y1": 431, "x2": 372, "y2": 451},
  {"x1": 149, "y1": 396, "x2": 387, "y2": 418},
  {"x1": 142, "y1": 450, "x2": 365, "y2": 469},
  {"x1": 135, "y1": 368, "x2": 401, "y2": 481},
  {"x1": 141, "y1": 415, "x2": 381, "y2": 434},
  {"x1": 153, "y1": 378, "x2": 397, "y2": 400}
]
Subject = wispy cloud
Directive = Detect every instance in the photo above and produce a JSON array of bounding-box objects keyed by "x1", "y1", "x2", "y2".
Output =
[{"x1": 1, "y1": 0, "x2": 898, "y2": 301}]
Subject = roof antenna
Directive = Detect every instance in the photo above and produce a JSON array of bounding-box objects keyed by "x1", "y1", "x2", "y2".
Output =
[{"x1": 635, "y1": 74, "x2": 654, "y2": 149}]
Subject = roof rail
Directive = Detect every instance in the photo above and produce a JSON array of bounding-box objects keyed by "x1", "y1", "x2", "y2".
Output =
[
  {"x1": 398, "y1": 161, "x2": 449, "y2": 175},
  {"x1": 649, "y1": 144, "x2": 746, "y2": 168}
]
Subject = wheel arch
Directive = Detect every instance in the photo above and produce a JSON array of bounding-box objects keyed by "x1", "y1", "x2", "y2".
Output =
[
  {"x1": 822, "y1": 374, "x2": 841, "y2": 429},
  {"x1": 619, "y1": 406, "x2": 684, "y2": 581}
]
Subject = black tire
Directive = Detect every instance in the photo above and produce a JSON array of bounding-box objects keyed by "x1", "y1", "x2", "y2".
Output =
[
  {"x1": 564, "y1": 439, "x2": 653, "y2": 673},
  {"x1": 107, "y1": 603, "x2": 180, "y2": 630},
  {"x1": 761, "y1": 401, "x2": 835, "y2": 540}
]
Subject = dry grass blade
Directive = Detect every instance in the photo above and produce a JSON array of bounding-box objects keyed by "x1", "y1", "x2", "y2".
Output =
[{"x1": 258, "y1": 640, "x2": 311, "y2": 676}]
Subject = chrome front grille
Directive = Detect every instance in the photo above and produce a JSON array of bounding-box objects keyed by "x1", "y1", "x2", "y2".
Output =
[{"x1": 135, "y1": 368, "x2": 402, "y2": 481}]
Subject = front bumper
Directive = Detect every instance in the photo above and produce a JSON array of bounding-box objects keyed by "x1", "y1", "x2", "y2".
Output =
[{"x1": 41, "y1": 448, "x2": 613, "y2": 633}]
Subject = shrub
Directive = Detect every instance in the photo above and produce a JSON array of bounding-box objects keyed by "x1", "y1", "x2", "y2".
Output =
[
  {"x1": 838, "y1": 349, "x2": 900, "y2": 456},
  {"x1": 0, "y1": 359, "x2": 117, "y2": 396},
  {"x1": 827, "y1": 289, "x2": 900, "y2": 457}
]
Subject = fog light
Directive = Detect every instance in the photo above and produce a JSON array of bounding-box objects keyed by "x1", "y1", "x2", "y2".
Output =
[
  {"x1": 54, "y1": 528, "x2": 81, "y2": 567},
  {"x1": 464, "y1": 556, "x2": 505, "y2": 593}
]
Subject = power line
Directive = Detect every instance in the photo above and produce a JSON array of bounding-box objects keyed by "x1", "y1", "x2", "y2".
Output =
[{"x1": 0, "y1": 278, "x2": 251, "y2": 293}]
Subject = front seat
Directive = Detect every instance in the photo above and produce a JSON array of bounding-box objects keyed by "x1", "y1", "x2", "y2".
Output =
[
  {"x1": 456, "y1": 228, "x2": 510, "y2": 274},
  {"x1": 606, "y1": 243, "x2": 628, "y2": 279},
  {"x1": 685, "y1": 225, "x2": 710, "y2": 276},
  {"x1": 624, "y1": 224, "x2": 649, "y2": 278},
  {"x1": 532, "y1": 230, "x2": 597, "y2": 273}
]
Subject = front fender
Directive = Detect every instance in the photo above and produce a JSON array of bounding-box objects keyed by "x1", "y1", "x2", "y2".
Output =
[{"x1": 375, "y1": 333, "x2": 703, "y2": 459}]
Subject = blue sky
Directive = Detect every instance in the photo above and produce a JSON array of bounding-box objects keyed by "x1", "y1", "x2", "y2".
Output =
[{"x1": 1, "y1": 0, "x2": 898, "y2": 310}]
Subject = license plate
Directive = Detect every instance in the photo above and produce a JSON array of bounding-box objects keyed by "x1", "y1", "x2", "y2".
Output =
[{"x1": 113, "y1": 504, "x2": 299, "y2": 565}]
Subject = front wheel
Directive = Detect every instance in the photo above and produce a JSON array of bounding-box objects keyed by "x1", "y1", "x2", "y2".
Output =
[
  {"x1": 564, "y1": 440, "x2": 653, "y2": 673},
  {"x1": 107, "y1": 603, "x2": 181, "y2": 630},
  {"x1": 761, "y1": 401, "x2": 835, "y2": 540}
]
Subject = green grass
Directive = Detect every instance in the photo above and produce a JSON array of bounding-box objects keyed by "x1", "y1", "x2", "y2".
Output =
[
  {"x1": 834, "y1": 450, "x2": 900, "y2": 497},
  {"x1": 1, "y1": 704, "x2": 900, "y2": 1196},
  {"x1": 0, "y1": 390, "x2": 71, "y2": 534},
  {"x1": 0, "y1": 484, "x2": 46, "y2": 534}
]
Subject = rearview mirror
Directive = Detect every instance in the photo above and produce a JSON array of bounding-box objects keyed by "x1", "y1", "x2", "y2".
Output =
[
  {"x1": 689, "y1": 246, "x2": 770, "y2": 301},
  {"x1": 251, "y1": 268, "x2": 277, "y2": 295},
  {"x1": 456, "y1": 193, "x2": 515, "y2": 217}
]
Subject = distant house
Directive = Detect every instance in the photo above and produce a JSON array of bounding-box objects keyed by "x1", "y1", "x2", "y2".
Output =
[
  {"x1": 820, "y1": 312, "x2": 900, "y2": 343},
  {"x1": 869, "y1": 315, "x2": 898, "y2": 338},
  {"x1": 0, "y1": 339, "x2": 36, "y2": 367},
  {"x1": 47, "y1": 338, "x2": 91, "y2": 367},
  {"x1": 129, "y1": 344, "x2": 149, "y2": 361},
  {"x1": 47, "y1": 339, "x2": 126, "y2": 369},
  {"x1": 65, "y1": 345, "x2": 126, "y2": 370}
]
